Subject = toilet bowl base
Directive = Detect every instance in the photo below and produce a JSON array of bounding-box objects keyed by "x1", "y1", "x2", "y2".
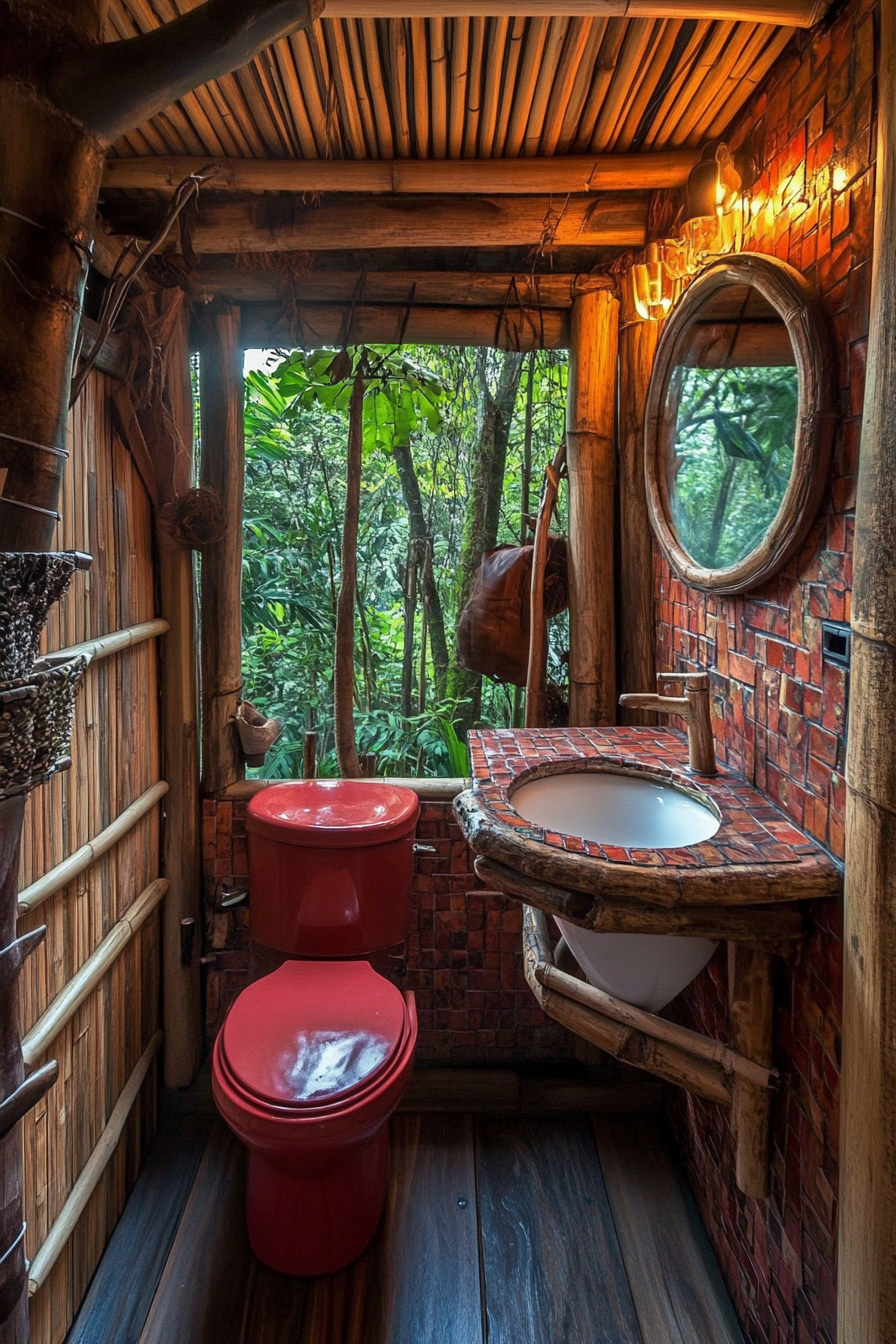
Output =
[{"x1": 245, "y1": 1125, "x2": 390, "y2": 1276}]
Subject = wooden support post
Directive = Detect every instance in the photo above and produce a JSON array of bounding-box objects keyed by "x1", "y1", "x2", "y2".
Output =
[
  {"x1": 840, "y1": 0, "x2": 896, "y2": 1333},
  {"x1": 526, "y1": 442, "x2": 566, "y2": 728},
  {"x1": 159, "y1": 307, "x2": 204, "y2": 1087},
  {"x1": 199, "y1": 305, "x2": 245, "y2": 797},
  {"x1": 565, "y1": 288, "x2": 619, "y2": 725},
  {"x1": 617, "y1": 311, "x2": 659, "y2": 718},
  {"x1": 728, "y1": 943, "x2": 774, "y2": 1199}
]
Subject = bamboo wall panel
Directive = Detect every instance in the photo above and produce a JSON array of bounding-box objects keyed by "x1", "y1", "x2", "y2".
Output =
[
  {"x1": 103, "y1": 6, "x2": 797, "y2": 168},
  {"x1": 15, "y1": 371, "x2": 163, "y2": 1344}
]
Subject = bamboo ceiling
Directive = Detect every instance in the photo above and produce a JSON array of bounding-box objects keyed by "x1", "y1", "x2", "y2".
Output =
[{"x1": 105, "y1": 5, "x2": 794, "y2": 165}]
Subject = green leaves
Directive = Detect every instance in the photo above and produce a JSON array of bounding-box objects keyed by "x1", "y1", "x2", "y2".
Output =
[
  {"x1": 712, "y1": 412, "x2": 764, "y2": 463},
  {"x1": 270, "y1": 345, "x2": 447, "y2": 458}
]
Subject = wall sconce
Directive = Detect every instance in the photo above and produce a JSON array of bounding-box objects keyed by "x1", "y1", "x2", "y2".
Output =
[
  {"x1": 683, "y1": 142, "x2": 743, "y2": 224},
  {"x1": 631, "y1": 242, "x2": 674, "y2": 321}
]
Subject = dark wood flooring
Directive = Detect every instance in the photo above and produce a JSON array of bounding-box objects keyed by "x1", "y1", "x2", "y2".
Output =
[{"x1": 67, "y1": 1084, "x2": 744, "y2": 1344}]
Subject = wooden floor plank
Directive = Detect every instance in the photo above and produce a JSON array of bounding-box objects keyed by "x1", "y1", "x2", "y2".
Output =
[
  {"x1": 379, "y1": 1113, "x2": 484, "y2": 1344},
  {"x1": 136, "y1": 1121, "x2": 308, "y2": 1344},
  {"x1": 65, "y1": 1114, "x2": 213, "y2": 1344},
  {"x1": 590, "y1": 1116, "x2": 745, "y2": 1344},
  {"x1": 475, "y1": 1115, "x2": 643, "y2": 1344},
  {"x1": 298, "y1": 1113, "x2": 484, "y2": 1344}
]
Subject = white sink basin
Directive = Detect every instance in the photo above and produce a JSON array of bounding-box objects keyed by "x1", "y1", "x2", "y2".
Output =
[{"x1": 511, "y1": 770, "x2": 721, "y2": 850}]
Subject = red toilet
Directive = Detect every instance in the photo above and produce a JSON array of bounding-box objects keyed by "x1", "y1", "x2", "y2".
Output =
[{"x1": 211, "y1": 780, "x2": 420, "y2": 1276}]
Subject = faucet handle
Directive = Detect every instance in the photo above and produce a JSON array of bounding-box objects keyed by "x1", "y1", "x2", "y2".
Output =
[{"x1": 657, "y1": 671, "x2": 709, "y2": 691}]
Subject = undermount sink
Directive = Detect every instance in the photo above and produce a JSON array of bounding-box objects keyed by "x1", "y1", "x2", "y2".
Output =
[{"x1": 511, "y1": 770, "x2": 721, "y2": 850}]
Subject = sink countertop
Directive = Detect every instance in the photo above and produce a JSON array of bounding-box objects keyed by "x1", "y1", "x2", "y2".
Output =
[{"x1": 455, "y1": 727, "x2": 842, "y2": 907}]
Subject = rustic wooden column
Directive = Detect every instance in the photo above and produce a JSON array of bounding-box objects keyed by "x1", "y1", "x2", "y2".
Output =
[
  {"x1": 565, "y1": 289, "x2": 619, "y2": 725},
  {"x1": 199, "y1": 306, "x2": 245, "y2": 796},
  {"x1": 159, "y1": 309, "x2": 203, "y2": 1087},
  {"x1": 728, "y1": 943, "x2": 773, "y2": 1199},
  {"x1": 840, "y1": 0, "x2": 896, "y2": 1335},
  {"x1": 617, "y1": 308, "x2": 659, "y2": 718}
]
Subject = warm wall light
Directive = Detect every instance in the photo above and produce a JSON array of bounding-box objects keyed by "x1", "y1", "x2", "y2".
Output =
[
  {"x1": 631, "y1": 242, "x2": 674, "y2": 321},
  {"x1": 716, "y1": 144, "x2": 742, "y2": 213},
  {"x1": 684, "y1": 142, "x2": 743, "y2": 224}
]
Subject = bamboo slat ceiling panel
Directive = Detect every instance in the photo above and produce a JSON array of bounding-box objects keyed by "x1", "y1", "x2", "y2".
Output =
[{"x1": 105, "y1": 5, "x2": 794, "y2": 164}]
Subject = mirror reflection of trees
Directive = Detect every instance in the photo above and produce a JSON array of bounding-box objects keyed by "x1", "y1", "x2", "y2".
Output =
[{"x1": 666, "y1": 364, "x2": 799, "y2": 569}]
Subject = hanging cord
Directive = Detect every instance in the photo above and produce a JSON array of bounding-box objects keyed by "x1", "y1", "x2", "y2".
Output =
[
  {"x1": 396, "y1": 281, "x2": 417, "y2": 346},
  {"x1": 71, "y1": 165, "x2": 220, "y2": 406},
  {"x1": 0, "y1": 204, "x2": 92, "y2": 306}
]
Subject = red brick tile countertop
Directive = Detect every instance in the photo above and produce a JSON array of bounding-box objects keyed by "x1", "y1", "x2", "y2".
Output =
[{"x1": 456, "y1": 728, "x2": 842, "y2": 906}]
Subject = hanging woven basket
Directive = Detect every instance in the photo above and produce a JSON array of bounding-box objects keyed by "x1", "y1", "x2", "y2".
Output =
[{"x1": 0, "y1": 652, "x2": 88, "y2": 798}]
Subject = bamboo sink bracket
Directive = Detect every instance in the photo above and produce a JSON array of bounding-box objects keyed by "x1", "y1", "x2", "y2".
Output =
[{"x1": 521, "y1": 903, "x2": 775, "y2": 1199}]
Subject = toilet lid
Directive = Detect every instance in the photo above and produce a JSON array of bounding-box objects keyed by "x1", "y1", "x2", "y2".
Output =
[
  {"x1": 220, "y1": 961, "x2": 408, "y2": 1108},
  {"x1": 246, "y1": 779, "x2": 420, "y2": 848}
]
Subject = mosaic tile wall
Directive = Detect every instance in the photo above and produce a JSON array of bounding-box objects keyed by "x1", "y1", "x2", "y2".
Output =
[
  {"x1": 656, "y1": 2, "x2": 874, "y2": 1339},
  {"x1": 202, "y1": 796, "x2": 568, "y2": 1062}
]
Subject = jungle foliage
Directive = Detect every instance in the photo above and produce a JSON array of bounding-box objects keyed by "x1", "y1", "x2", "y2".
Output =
[
  {"x1": 239, "y1": 345, "x2": 569, "y2": 779},
  {"x1": 667, "y1": 363, "x2": 799, "y2": 569}
]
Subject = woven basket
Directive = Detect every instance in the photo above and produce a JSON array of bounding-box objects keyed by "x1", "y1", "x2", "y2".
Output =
[{"x1": 0, "y1": 653, "x2": 87, "y2": 797}]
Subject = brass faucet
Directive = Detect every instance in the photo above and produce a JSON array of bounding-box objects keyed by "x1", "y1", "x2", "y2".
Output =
[{"x1": 618, "y1": 672, "x2": 717, "y2": 776}]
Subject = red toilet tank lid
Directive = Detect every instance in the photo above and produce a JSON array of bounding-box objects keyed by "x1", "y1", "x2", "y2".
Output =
[
  {"x1": 246, "y1": 780, "x2": 420, "y2": 847},
  {"x1": 221, "y1": 961, "x2": 408, "y2": 1108}
]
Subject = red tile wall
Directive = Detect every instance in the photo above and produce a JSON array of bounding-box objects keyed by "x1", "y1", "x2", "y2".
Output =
[
  {"x1": 201, "y1": 797, "x2": 568, "y2": 1061},
  {"x1": 658, "y1": 3, "x2": 874, "y2": 1340}
]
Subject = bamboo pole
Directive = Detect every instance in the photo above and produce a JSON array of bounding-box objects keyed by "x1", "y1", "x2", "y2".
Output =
[
  {"x1": 22, "y1": 880, "x2": 167, "y2": 1067},
  {"x1": 360, "y1": 19, "x2": 395, "y2": 157},
  {"x1": 199, "y1": 305, "x2": 245, "y2": 796},
  {"x1": 617, "y1": 305, "x2": 659, "y2": 718},
  {"x1": 840, "y1": 0, "x2": 896, "y2": 1332},
  {"x1": 429, "y1": 17, "x2": 448, "y2": 157},
  {"x1": 222, "y1": 776, "x2": 469, "y2": 801},
  {"x1": 538, "y1": 16, "x2": 592, "y2": 156},
  {"x1": 17, "y1": 783, "x2": 169, "y2": 916},
  {"x1": 566, "y1": 287, "x2": 619, "y2": 725},
  {"x1": 525, "y1": 442, "x2": 566, "y2": 728},
  {"x1": 448, "y1": 17, "x2": 470, "y2": 157},
  {"x1": 325, "y1": 0, "x2": 824, "y2": 18},
  {"x1": 522, "y1": 16, "x2": 569, "y2": 156},
  {"x1": 27, "y1": 1030, "x2": 163, "y2": 1298},
  {"x1": 522, "y1": 906, "x2": 732, "y2": 1105},
  {"x1": 49, "y1": 619, "x2": 169, "y2": 668},
  {"x1": 536, "y1": 956, "x2": 774, "y2": 1089}
]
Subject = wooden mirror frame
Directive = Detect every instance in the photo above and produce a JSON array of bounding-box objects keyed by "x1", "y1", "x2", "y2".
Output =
[{"x1": 644, "y1": 254, "x2": 837, "y2": 595}]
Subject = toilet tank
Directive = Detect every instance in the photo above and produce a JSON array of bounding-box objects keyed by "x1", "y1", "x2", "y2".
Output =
[{"x1": 246, "y1": 780, "x2": 420, "y2": 957}]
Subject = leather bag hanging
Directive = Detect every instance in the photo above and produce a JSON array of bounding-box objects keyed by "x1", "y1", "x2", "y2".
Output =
[{"x1": 455, "y1": 538, "x2": 568, "y2": 687}]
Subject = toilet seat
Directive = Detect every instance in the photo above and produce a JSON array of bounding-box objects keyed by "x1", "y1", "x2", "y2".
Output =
[{"x1": 217, "y1": 961, "x2": 413, "y2": 1119}]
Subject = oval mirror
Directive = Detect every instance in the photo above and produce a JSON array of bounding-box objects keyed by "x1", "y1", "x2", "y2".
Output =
[{"x1": 644, "y1": 255, "x2": 836, "y2": 595}]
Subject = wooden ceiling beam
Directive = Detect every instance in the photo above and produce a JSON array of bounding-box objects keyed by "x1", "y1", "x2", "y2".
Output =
[
  {"x1": 167, "y1": 194, "x2": 647, "y2": 252},
  {"x1": 103, "y1": 151, "x2": 696, "y2": 193},
  {"x1": 320, "y1": 0, "x2": 823, "y2": 23},
  {"x1": 238, "y1": 301, "x2": 570, "y2": 349},
  {"x1": 190, "y1": 268, "x2": 614, "y2": 306}
]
